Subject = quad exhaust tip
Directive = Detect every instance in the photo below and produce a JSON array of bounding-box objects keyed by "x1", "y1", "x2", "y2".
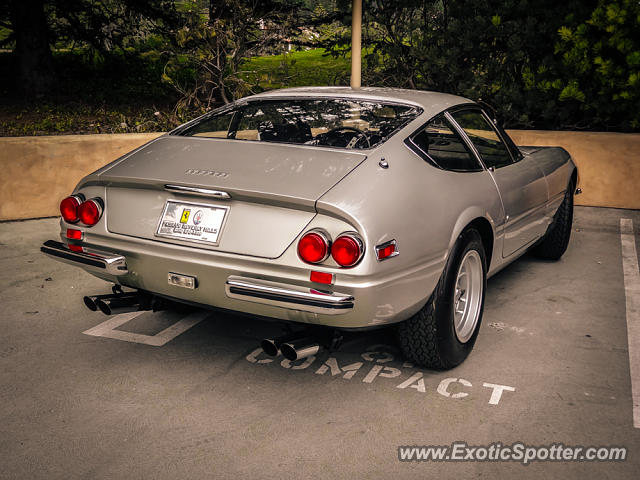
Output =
[
  {"x1": 280, "y1": 337, "x2": 320, "y2": 361},
  {"x1": 83, "y1": 296, "x2": 99, "y2": 311},
  {"x1": 83, "y1": 292, "x2": 146, "y2": 315},
  {"x1": 260, "y1": 332, "x2": 300, "y2": 357},
  {"x1": 260, "y1": 339, "x2": 280, "y2": 357},
  {"x1": 261, "y1": 333, "x2": 321, "y2": 361},
  {"x1": 83, "y1": 294, "x2": 117, "y2": 312},
  {"x1": 96, "y1": 293, "x2": 141, "y2": 315}
]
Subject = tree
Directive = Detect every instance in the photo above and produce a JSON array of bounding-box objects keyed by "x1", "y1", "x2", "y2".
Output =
[
  {"x1": 551, "y1": 0, "x2": 640, "y2": 130},
  {"x1": 1, "y1": 0, "x2": 182, "y2": 95},
  {"x1": 9, "y1": 0, "x2": 55, "y2": 95},
  {"x1": 49, "y1": 0, "x2": 182, "y2": 51},
  {"x1": 322, "y1": 0, "x2": 600, "y2": 129},
  {"x1": 163, "y1": 0, "x2": 304, "y2": 110}
]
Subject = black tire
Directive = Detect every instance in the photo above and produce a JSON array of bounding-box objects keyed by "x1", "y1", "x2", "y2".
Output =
[
  {"x1": 532, "y1": 181, "x2": 574, "y2": 260},
  {"x1": 396, "y1": 228, "x2": 487, "y2": 370}
]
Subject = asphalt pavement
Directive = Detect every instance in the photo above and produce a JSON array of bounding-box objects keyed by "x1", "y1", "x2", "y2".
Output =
[{"x1": 1, "y1": 206, "x2": 639, "y2": 479}]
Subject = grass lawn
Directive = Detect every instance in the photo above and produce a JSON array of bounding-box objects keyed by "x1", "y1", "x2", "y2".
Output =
[{"x1": 241, "y1": 48, "x2": 351, "y2": 90}]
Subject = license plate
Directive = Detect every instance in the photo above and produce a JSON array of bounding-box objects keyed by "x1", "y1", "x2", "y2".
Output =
[{"x1": 156, "y1": 200, "x2": 229, "y2": 246}]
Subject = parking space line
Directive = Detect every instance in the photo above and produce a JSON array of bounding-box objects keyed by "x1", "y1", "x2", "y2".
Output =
[
  {"x1": 620, "y1": 218, "x2": 640, "y2": 428},
  {"x1": 83, "y1": 310, "x2": 208, "y2": 346}
]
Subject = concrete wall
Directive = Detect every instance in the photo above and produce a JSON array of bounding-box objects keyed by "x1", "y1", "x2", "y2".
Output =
[{"x1": 0, "y1": 130, "x2": 638, "y2": 221}]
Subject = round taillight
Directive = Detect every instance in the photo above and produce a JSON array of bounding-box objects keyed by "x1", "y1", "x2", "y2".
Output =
[
  {"x1": 298, "y1": 231, "x2": 329, "y2": 264},
  {"x1": 331, "y1": 234, "x2": 363, "y2": 267},
  {"x1": 60, "y1": 196, "x2": 81, "y2": 223},
  {"x1": 78, "y1": 199, "x2": 103, "y2": 226}
]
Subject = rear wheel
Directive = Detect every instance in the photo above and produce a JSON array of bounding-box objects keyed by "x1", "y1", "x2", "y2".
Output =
[
  {"x1": 532, "y1": 181, "x2": 574, "y2": 260},
  {"x1": 396, "y1": 229, "x2": 487, "y2": 369}
]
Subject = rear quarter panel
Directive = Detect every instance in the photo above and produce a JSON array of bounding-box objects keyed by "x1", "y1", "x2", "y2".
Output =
[
  {"x1": 520, "y1": 146, "x2": 576, "y2": 221},
  {"x1": 316, "y1": 132, "x2": 505, "y2": 308},
  {"x1": 525, "y1": 146, "x2": 575, "y2": 197}
]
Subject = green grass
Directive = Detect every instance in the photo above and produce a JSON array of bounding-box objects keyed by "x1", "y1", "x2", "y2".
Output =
[{"x1": 241, "y1": 48, "x2": 351, "y2": 90}]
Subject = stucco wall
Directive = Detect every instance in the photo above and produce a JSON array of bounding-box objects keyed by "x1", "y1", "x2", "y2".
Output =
[
  {"x1": 0, "y1": 130, "x2": 638, "y2": 221},
  {"x1": 0, "y1": 133, "x2": 162, "y2": 221},
  {"x1": 506, "y1": 130, "x2": 640, "y2": 211}
]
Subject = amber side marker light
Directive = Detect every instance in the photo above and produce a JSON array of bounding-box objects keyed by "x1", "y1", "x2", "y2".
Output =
[{"x1": 310, "y1": 271, "x2": 334, "y2": 285}]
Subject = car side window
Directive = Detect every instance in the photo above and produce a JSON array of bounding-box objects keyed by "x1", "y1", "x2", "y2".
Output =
[
  {"x1": 494, "y1": 122, "x2": 524, "y2": 161},
  {"x1": 408, "y1": 113, "x2": 481, "y2": 172},
  {"x1": 183, "y1": 111, "x2": 234, "y2": 138},
  {"x1": 450, "y1": 110, "x2": 514, "y2": 169}
]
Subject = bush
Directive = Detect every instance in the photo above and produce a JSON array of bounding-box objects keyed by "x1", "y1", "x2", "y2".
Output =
[
  {"x1": 0, "y1": 48, "x2": 186, "y2": 136},
  {"x1": 323, "y1": 0, "x2": 638, "y2": 132}
]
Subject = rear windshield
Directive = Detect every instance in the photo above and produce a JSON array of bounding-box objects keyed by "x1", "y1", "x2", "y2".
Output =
[{"x1": 173, "y1": 98, "x2": 422, "y2": 150}]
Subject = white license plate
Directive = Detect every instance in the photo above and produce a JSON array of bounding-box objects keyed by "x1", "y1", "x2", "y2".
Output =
[{"x1": 156, "y1": 201, "x2": 229, "y2": 246}]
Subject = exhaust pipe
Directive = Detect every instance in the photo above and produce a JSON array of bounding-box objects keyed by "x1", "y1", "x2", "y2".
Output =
[
  {"x1": 95, "y1": 293, "x2": 142, "y2": 315},
  {"x1": 260, "y1": 332, "x2": 301, "y2": 357},
  {"x1": 279, "y1": 336, "x2": 321, "y2": 361},
  {"x1": 83, "y1": 294, "x2": 120, "y2": 312}
]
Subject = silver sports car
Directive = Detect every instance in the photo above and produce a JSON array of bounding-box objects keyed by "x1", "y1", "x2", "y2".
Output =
[{"x1": 41, "y1": 87, "x2": 578, "y2": 369}]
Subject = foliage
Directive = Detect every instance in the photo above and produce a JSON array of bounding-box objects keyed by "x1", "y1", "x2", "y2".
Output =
[
  {"x1": 550, "y1": 0, "x2": 640, "y2": 129},
  {"x1": 161, "y1": 0, "x2": 306, "y2": 113},
  {"x1": 0, "y1": 47, "x2": 177, "y2": 102},
  {"x1": 0, "y1": 48, "x2": 186, "y2": 136},
  {"x1": 1, "y1": 0, "x2": 638, "y2": 134},
  {"x1": 322, "y1": 0, "x2": 615, "y2": 129},
  {"x1": 1, "y1": 0, "x2": 186, "y2": 95},
  {"x1": 1, "y1": 0, "x2": 182, "y2": 51},
  {"x1": 0, "y1": 103, "x2": 177, "y2": 136},
  {"x1": 0, "y1": 46, "x2": 349, "y2": 136}
]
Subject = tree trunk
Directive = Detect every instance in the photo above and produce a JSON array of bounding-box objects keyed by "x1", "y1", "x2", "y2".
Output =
[{"x1": 11, "y1": 0, "x2": 54, "y2": 95}]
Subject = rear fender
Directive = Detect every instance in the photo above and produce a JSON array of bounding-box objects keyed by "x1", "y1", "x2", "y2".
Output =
[{"x1": 448, "y1": 207, "x2": 498, "y2": 271}]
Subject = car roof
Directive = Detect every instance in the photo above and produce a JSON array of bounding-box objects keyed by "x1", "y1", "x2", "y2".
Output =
[{"x1": 249, "y1": 86, "x2": 474, "y2": 118}]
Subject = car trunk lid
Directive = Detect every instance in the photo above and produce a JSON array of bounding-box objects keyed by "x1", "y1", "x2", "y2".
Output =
[{"x1": 101, "y1": 136, "x2": 366, "y2": 258}]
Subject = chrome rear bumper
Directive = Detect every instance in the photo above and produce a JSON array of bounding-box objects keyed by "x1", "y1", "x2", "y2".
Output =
[
  {"x1": 225, "y1": 275, "x2": 354, "y2": 315},
  {"x1": 40, "y1": 240, "x2": 128, "y2": 276}
]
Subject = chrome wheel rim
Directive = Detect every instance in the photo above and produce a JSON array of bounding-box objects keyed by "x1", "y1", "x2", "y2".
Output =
[{"x1": 453, "y1": 249, "x2": 483, "y2": 343}]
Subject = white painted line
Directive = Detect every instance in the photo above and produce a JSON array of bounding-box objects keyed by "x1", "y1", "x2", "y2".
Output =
[
  {"x1": 83, "y1": 310, "x2": 208, "y2": 346},
  {"x1": 620, "y1": 218, "x2": 640, "y2": 428}
]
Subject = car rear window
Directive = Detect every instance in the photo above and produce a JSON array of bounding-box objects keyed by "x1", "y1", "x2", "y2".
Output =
[{"x1": 174, "y1": 98, "x2": 422, "y2": 150}]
